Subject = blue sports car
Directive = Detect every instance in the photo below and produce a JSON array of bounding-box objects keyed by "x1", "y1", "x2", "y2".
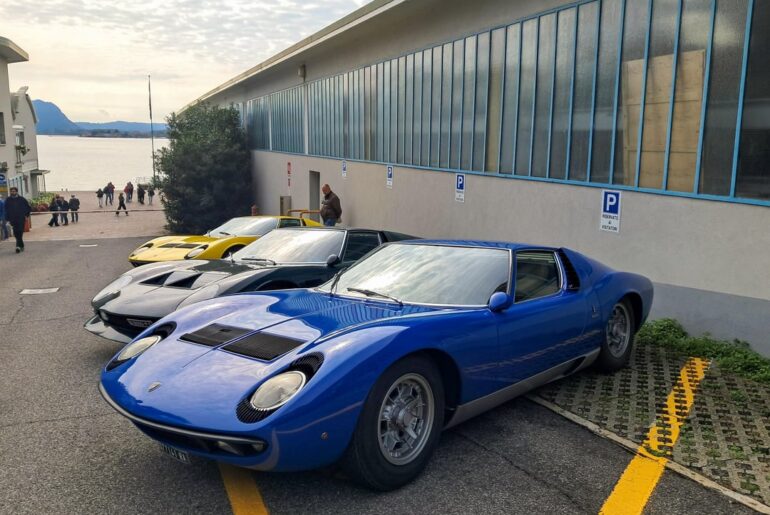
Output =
[{"x1": 100, "y1": 240, "x2": 653, "y2": 490}]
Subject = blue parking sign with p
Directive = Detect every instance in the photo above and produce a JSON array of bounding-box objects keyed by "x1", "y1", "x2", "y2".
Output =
[
  {"x1": 456, "y1": 174, "x2": 464, "y2": 191},
  {"x1": 455, "y1": 173, "x2": 465, "y2": 202},
  {"x1": 603, "y1": 190, "x2": 620, "y2": 214}
]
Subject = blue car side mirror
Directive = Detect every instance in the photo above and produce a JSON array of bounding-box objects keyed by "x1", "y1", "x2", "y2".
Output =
[{"x1": 488, "y1": 292, "x2": 512, "y2": 312}]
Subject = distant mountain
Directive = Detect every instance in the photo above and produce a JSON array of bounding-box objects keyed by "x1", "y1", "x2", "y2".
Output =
[
  {"x1": 32, "y1": 99, "x2": 167, "y2": 136},
  {"x1": 33, "y1": 100, "x2": 82, "y2": 135},
  {"x1": 76, "y1": 121, "x2": 167, "y2": 133}
]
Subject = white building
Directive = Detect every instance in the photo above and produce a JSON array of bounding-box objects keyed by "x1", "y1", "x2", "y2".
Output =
[
  {"x1": 188, "y1": 0, "x2": 770, "y2": 355},
  {"x1": 0, "y1": 36, "x2": 45, "y2": 198}
]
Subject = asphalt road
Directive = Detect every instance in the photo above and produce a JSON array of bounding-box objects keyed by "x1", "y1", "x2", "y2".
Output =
[{"x1": 0, "y1": 238, "x2": 757, "y2": 514}]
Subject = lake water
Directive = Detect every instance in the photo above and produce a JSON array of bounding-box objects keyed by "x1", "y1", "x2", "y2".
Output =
[{"x1": 37, "y1": 135, "x2": 169, "y2": 191}]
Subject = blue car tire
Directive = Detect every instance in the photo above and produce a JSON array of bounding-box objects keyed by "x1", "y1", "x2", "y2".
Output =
[
  {"x1": 597, "y1": 298, "x2": 636, "y2": 372},
  {"x1": 343, "y1": 355, "x2": 445, "y2": 491}
]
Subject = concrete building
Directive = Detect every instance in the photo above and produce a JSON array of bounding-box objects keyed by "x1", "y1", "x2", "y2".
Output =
[
  {"x1": 0, "y1": 36, "x2": 45, "y2": 198},
  {"x1": 188, "y1": 0, "x2": 770, "y2": 354}
]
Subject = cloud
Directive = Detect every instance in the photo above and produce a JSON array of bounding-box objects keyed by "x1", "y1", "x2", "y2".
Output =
[{"x1": 0, "y1": 0, "x2": 367, "y2": 121}]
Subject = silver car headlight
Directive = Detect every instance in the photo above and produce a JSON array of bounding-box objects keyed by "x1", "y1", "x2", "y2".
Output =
[
  {"x1": 185, "y1": 246, "x2": 207, "y2": 259},
  {"x1": 250, "y1": 371, "x2": 306, "y2": 411},
  {"x1": 93, "y1": 275, "x2": 132, "y2": 303},
  {"x1": 115, "y1": 335, "x2": 162, "y2": 362}
]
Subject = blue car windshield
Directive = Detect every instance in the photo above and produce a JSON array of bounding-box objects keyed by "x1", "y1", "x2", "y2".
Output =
[
  {"x1": 320, "y1": 243, "x2": 511, "y2": 306},
  {"x1": 233, "y1": 229, "x2": 345, "y2": 264}
]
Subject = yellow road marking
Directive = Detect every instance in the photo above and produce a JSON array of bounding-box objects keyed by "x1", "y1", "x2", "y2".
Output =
[
  {"x1": 218, "y1": 463, "x2": 269, "y2": 515},
  {"x1": 600, "y1": 357, "x2": 709, "y2": 515}
]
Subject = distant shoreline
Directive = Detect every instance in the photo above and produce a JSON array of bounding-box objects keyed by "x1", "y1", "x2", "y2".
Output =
[{"x1": 38, "y1": 134, "x2": 169, "y2": 140}]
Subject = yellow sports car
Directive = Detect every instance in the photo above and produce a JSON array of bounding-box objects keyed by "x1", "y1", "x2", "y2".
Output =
[{"x1": 128, "y1": 215, "x2": 322, "y2": 266}]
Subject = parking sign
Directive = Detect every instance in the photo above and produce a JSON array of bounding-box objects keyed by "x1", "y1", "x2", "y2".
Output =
[
  {"x1": 386, "y1": 165, "x2": 393, "y2": 189},
  {"x1": 600, "y1": 190, "x2": 621, "y2": 233},
  {"x1": 455, "y1": 174, "x2": 465, "y2": 202}
]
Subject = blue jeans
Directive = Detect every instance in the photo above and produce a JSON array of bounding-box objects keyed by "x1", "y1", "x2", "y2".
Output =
[{"x1": 323, "y1": 218, "x2": 337, "y2": 227}]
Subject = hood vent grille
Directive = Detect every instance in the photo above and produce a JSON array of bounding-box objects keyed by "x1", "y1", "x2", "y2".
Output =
[
  {"x1": 166, "y1": 273, "x2": 203, "y2": 289},
  {"x1": 159, "y1": 243, "x2": 200, "y2": 249},
  {"x1": 141, "y1": 272, "x2": 173, "y2": 286},
  {"x1": 180, "y1": 324, "x2": 251, "y2": 347},
  {"x1": 224, "y1": 332, "x2": 304, "y2": 361}
]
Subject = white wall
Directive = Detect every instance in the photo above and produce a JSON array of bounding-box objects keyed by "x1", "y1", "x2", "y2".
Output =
[{"x1": 0, "y1": 60, "x2": 14, "y2": 174}]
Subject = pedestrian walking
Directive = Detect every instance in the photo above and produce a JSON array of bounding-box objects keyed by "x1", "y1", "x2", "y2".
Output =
[
  {"x1": 47, "y1": 197, "x2": 60, "y2": 227},
  {"x1": 5, "y1": 187, "x2": 31, "y2": 253},
  {"x1": 115, "y1": 192, "x2": 128, "y2": 216},
  {"x1": 69, "y1": 194, "x2": 80, "y2": 223},
  {"x1": 320, "y1": 184, "x2": 342, "y2": 226},
  {"x1": 106, "y1": 182, "x2": 115, "y2": 205},
  {"x1": 0, "y1": 196, "x2": 9, "y2": 241},
  {"x1": 137, "y1": 184, "x2": 146, "y2": 205},
  {"x1": 96, "y1": 188, "x2": 104, "y2": 208},
  {"x1": 125, "y1": 182, "x2": 134, "y2": 203},
  {"x1": 58, "y1": 196, "x2": 70, "y2": 226},
  {"x1": 148, "y1": 187, "x2": 155, "y2": 205}
]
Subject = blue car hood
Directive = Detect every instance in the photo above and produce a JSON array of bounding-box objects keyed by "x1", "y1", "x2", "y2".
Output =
[{"x1": 102, "y1": 290, "x2": 440, "y2": 432}]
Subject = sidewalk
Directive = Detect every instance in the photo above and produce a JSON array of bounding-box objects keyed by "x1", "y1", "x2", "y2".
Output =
[
  {"x1": 536, "y1": 342, "x2": 770, "y2": 509},
  {"x1": 18, "y1": 191, "x2": 167, "y2": 242}
]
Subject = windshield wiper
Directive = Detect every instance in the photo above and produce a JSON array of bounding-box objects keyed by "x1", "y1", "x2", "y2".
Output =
[
  {"x1": 241, "y1": 257, "x2": 277, "y2": 265},
  {"x1": 347, "y1": 287, "x2": 403, "y2": 306},
  {"x1": 328, "y1": 270, "x2": 344, "y2": 297}
]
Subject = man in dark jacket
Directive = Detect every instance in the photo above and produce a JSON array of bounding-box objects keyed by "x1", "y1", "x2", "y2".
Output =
[
  {"x1": 48, "y1": 197, "x2": 60, "y2": 227},
  {"x1": 58, "y1": 196, "x2": 69, "y2": 226},
  {"x1": 69, "y1": 194, "x2": 81, "y2": 223},
  {"x1": 320, "y1": 184, "x2": 342, "y2": 226},
  {"x1": 5, "y1": 187, "x2": 31, "y2": 253}
]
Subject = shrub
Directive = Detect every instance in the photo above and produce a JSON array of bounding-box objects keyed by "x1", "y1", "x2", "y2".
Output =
[{"x1": 154, "y1": 102, "x2": 252, "y2": 234}]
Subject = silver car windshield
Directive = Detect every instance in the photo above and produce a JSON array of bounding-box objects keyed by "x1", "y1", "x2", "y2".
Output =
[
  {"x1": 233, "y1": 229, "x2": 345, "y2": 264},
  {"x1": 319, "y1": 244, "x2": 511, "y2": 306},
  {"x1": 209, "y1": 217, "x2": 277, "y2": 237}
]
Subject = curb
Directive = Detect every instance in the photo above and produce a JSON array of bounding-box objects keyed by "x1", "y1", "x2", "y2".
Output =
[{"x1": 526, "y1": 394, "x2": 770, "y2": 514}]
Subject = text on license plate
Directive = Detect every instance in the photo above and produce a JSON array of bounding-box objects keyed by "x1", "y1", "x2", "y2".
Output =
[{"x1": 159, "y1": 443, "x2": 191, "y2": 464}]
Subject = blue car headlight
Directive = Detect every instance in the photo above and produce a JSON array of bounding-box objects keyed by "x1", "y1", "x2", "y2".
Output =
[
  {"x1": 107, "y1": 335, "x2": 162, "y2": 371},
  {"x1": 250, "y1": 371, "x2": 306, "y2": 411}
]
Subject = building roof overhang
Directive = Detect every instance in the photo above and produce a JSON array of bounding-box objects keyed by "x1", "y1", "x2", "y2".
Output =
[
  {"x1": 0, "y1": 37, "x2": 29, "y2": 63},
  {"x1": 182, "y1": 0, "x2": 405, "y2": 112}
]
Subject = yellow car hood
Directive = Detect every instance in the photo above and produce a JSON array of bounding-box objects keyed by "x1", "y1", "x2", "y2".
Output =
[{"x1": 132, "y1": 235, "x2": 219, "y2": 263}]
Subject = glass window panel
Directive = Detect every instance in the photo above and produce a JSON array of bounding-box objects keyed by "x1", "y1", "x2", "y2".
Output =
[
  {"x1": 398, "y1": 57, "x2": 406, "y2": 164},
  {"x1": 699, "y1": 0, "x2": 749, "y2": 195},
  {"x1": 486, "y1": 28, "x2": 506, "y2": 172},
  {"x1": 532, "y1": 14, "x2": 556, "y2": 177},
  {"x1": 391, "y1": 59, "x2": 398, "y2": 163},
  {"x1": 462, "y1": 35, "x2": 477, "y2": 171},
  {"x1": 516, "y1": 19, "x2": 537, "y2": 175},
  {"x1": 569, "y1": 2, "x2": 599, "y2": 181},
  {"x1": 500, "y1": 24, "x2": 521, "y2": 174},
  {"x1": 359, "y1": 69, "x2": 365, "y2": 158},
  {"x1": 413, "y1": 54, "x2": 423, "y2": 165},
  {"x1": 589, "y1": 0, "x2": 622, "y2": 183},
  {"x1": 365, "y1": 66, "x2": 373, "y2": 160},
  {"x1": 344, "y1": 74, "x2": 351, "y2": 158},
  {"x1": 613, "y1": 0, "x2": 650, "y2": 184},
  {"x1": 422, "y1": 49, "x2": 433, "y2": 166},
  {"x1": 736, "y1": 0, "x2": 770, "y2": 200},
  {"x1": 377, "y1": 63, "x2": 385, "y2": 161},
  {"x1": 441, "y1": 42, "x2": 453, "y2": 169},
  {"x1": 405, "y1": 54, "x2": 414, "y2": 165},
  {"x1": 474, "y1": 32, "x2": 490, "y2": 172},
  {"x1": 451, "y1": 39, "x2": 465, "y2": 170},
  {"x1": 431, "y1": 46, "x2": 442, "y2": 168},
  {"x1": 383, "y1": 61, "x2": 391, "y2": 162},
  {"x1": 550, "y1": 9, "x2": 576, "y2": 179}
]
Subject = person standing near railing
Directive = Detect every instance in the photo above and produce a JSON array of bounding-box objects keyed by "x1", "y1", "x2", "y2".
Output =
[
  {"x1": 96, "y1": 188, "x2": 104, "y2": 208},
  {"x1": 320, "y1": 184, "x2": 342, "y2": 227},
  {"x1": 69, "y1": 194, "x2": 80, "y2": 223}
]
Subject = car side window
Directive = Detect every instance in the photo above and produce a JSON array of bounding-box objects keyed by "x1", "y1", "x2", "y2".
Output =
[
  {"x1": 514, "y1": 251, "x2": 561, "y2": 302},
  {"x1": 343, "y1": 232, "x2": 381, "y2": 262},
  {"x1": 279, "y1": 218, "x2": 302, "y2": 228}
]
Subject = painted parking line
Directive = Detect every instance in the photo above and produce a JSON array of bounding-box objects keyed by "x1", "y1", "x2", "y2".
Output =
[
  {"x1": 600, "y1": 357, "x2": 709, "y2": 515},
  {"x1": 218, "y1": 463, "x2": 269, "y2": 515}
]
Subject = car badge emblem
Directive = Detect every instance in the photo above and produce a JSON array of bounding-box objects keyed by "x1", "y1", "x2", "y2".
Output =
[{"x1": 148, "y1": 381, "x2": 162, "y2": 392}]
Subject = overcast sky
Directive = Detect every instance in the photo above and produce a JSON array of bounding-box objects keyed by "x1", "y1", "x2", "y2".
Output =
[{"x1": 1, "y1": 0, "x2": 367, "y2": 123}]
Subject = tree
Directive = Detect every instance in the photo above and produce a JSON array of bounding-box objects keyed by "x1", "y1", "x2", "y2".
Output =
[{"x1": 155, "y1": 102, "x2": 252, "y2": 234}]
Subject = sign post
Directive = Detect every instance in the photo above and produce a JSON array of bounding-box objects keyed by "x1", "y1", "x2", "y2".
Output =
[
  {"x1": 287, "y1": 162, "x2": 292, "y2": 193},
  {"x1": 455, "y1": 173, "x2": 465, "y2": 203},
  {"x1": 386, "y1": 165, "x2": 393, "y2": 189},
  {"x1": 342, "y1": 160, "x2": 347, "y2": 179},
  {"x1": 600, "y1": 190, "x2": 621, "y2": 233}
]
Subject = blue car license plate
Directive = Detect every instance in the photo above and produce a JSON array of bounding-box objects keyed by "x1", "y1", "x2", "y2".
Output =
[{"x1": 159, "y1": 443, "x2": 191, "y2": 464}]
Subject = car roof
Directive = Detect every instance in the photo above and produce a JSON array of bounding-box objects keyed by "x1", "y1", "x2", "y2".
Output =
[{"x1": 396, "y1": 239, "x2": 556, "y2": 252}]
